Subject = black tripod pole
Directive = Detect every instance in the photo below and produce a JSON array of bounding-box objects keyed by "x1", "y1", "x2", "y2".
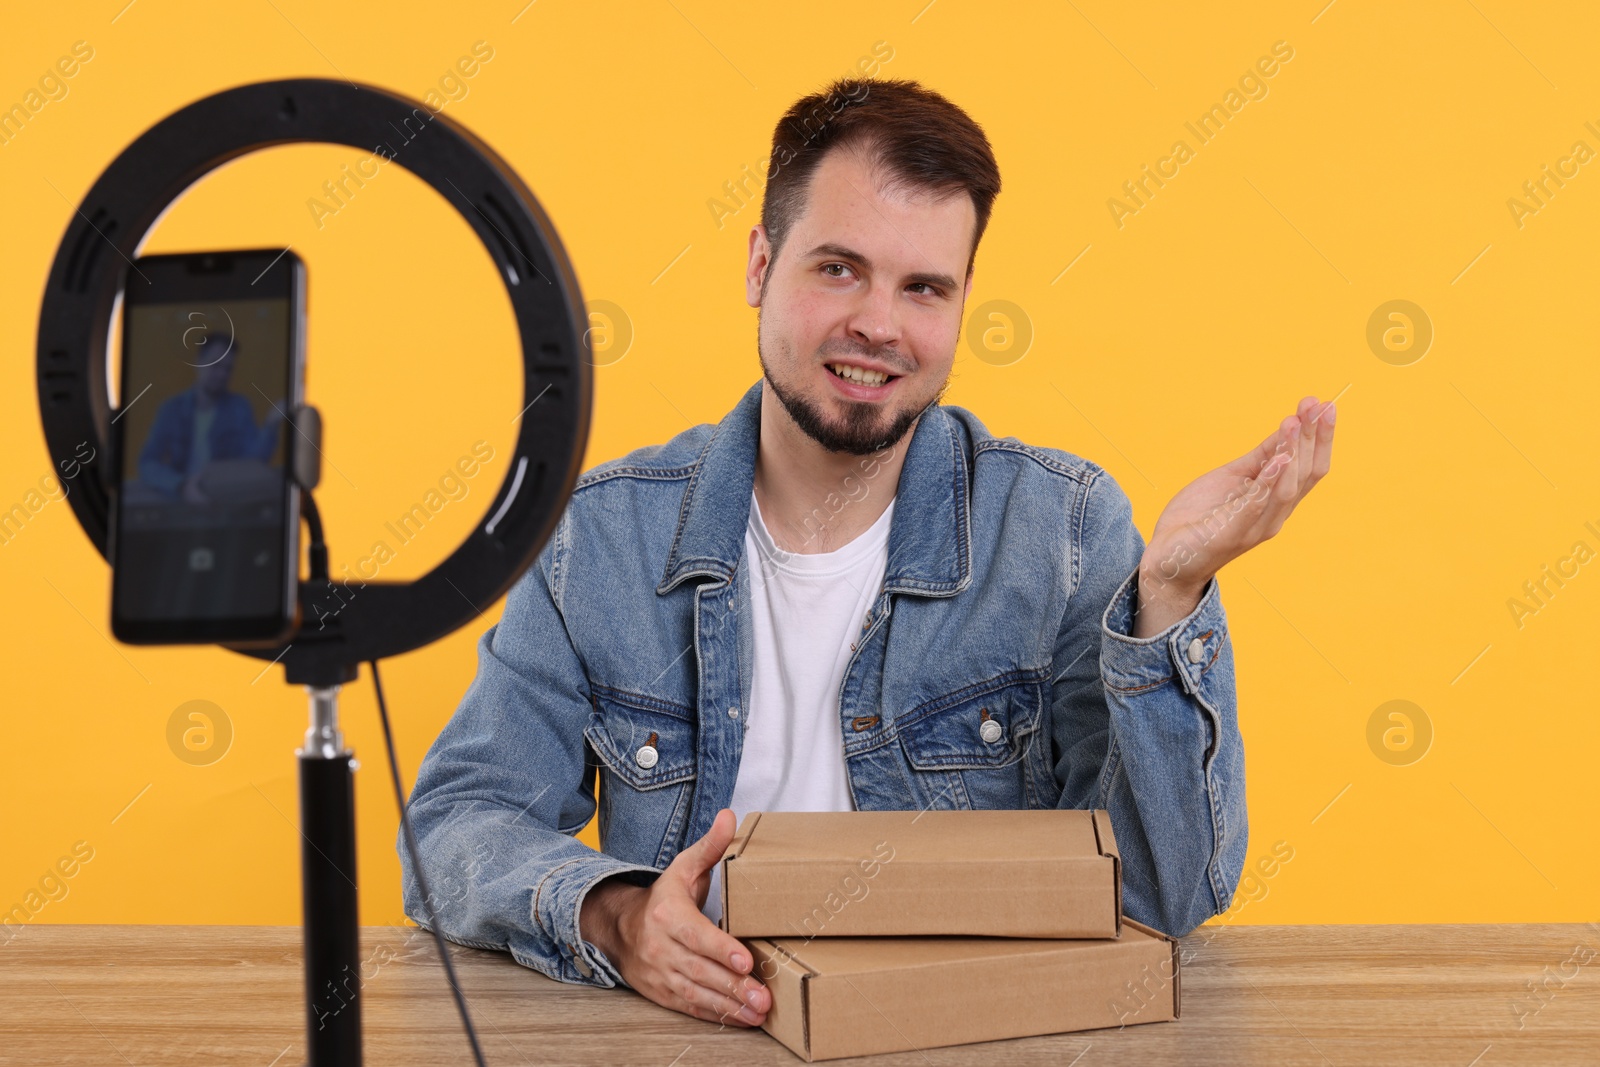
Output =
[{"x1": 298, "y1": 684, "x2": 362, "y2": 1066}]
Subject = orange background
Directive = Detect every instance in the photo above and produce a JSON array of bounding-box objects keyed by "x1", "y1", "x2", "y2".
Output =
[{"x1": 1, "y1": 1, "x2": 1596, "y2": 931}]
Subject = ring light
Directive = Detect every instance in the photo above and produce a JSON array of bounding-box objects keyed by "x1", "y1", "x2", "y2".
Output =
[{"x1": 35, "y1": 76, "x2": 592, "y2": 686}]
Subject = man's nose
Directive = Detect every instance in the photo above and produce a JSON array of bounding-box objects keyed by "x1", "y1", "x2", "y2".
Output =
[{"x1": 848, "y1": 283, "x2": 902, "y2": 350}]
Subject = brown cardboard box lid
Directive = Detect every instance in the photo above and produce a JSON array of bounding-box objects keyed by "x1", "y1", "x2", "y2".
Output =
[
  {"x1": 721, "y1": 809, "x2": 1121, "y2": 939},
  {"x1": 746, "y1": 917, "x2": 1179, "y2": 1061}
]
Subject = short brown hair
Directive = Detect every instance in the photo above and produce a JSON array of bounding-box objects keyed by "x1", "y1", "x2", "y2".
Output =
[{"x1": 759, "y1": 78, "x2": 1001, "y2": 284}]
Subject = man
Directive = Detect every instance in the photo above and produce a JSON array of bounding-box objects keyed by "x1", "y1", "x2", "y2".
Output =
[
  {"x1": 136, "y1": 336, "x2": 285, "y2": 503},
  {"x1": 400, "y1": 77, "x2": 1334, "y2": 1029}
]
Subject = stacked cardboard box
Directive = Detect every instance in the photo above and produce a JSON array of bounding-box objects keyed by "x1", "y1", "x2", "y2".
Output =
[{"x1": 718, "y1": 809, "x2": 1179, "y2": 1061}]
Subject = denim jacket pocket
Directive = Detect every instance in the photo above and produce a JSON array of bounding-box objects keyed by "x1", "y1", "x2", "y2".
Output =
[
  {"x1": 896, "y1": 669, "x2": 1050, "y2": 809},
  {"x1": 584, "y1": 687, "x2": 698, "y2": 867},
  {"x1": 584, "y1": 687, "x2": 698, "y2": 789}
]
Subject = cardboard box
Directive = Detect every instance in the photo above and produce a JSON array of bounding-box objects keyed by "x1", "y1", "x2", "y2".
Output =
[
  {"x1": 745, "y1": 918, "x2": 1179, "y2": 1061},
  {"x1": 719, "y1": 809, "x2": 1122, "y2": 939}
]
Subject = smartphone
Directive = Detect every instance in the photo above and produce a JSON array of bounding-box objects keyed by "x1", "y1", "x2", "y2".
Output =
[{"x1": 109, "y1": 248, "x2": 306, "y2": 646}]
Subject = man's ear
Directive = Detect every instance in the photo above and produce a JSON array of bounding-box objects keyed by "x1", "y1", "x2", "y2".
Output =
[{"x1": 746, "y1": 224, "x2": 772, "y2": 308}]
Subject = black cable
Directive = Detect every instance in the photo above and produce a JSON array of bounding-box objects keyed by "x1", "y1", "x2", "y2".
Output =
[
  {"x1": 300, "y1": 487, "x2": 329, "y2": 582},
  {"x1": 370, "y1": 657, "x2": 489, "y2": 1067}
]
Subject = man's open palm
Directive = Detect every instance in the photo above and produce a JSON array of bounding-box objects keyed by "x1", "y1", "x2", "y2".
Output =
[{"x1": 1146, "y1": 395, "x2": 1335, "y2": 591}]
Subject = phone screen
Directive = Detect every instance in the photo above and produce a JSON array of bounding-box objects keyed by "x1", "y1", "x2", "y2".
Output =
[{"x1": 111, "y1": 250, "x2": 303, "y2": 645}]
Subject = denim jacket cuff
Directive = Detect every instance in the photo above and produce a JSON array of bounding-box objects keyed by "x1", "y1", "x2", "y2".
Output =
[
  {"x1": 533, "y1": 853, "x2": 662, "y2": 988},
  {"x1": 1099, "y1": 564, "x2": 1227, "y2": 697}
]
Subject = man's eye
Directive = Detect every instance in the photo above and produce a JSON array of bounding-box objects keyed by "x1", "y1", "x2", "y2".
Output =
[
  {"x1": 908, "y1": 283, "x2": 937, "y2": 296},
  {"x1": 822, "y1": 263, "x2": 851, "y2": 278}
]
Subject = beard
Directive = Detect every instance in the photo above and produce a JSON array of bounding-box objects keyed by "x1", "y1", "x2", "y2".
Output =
[{"x1": 757, "y1": 317, "x2": 940, "y2": 456}]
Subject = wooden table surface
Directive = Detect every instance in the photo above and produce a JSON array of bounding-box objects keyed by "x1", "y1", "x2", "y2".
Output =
[{"x1": 2, "y1": 923, "x2": 1597, "y2": 1065}]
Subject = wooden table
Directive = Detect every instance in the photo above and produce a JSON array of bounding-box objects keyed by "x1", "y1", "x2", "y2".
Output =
[{"x1": 2, "y1": 923, "x2": 1596, "y2": 1065}]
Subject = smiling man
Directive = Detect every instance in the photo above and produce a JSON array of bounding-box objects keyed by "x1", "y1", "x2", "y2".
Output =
[{"x1": 400, "y1": 77, "x2": 1335, "y2": 1029}]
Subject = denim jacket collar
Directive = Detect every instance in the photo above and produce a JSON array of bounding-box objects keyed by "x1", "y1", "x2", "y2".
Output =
[{"x1": 657, "y1": 378, "x2": 972, "y2": 597}]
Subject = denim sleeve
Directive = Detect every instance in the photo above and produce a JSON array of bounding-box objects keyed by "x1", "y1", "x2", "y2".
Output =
[
  {"x1": 398, "y1": 511, "x2": 662, "y2": 988},
  {"x1": 136, "y1": 401, "x2": 184, "y2": 496},
  {"x1": 1048, "y1": 470, "x2": 1247, "y2": 936}
]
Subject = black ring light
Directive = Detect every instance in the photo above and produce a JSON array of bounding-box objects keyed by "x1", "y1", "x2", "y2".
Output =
[
  {"x1": 34, "y1": 78, "x2": 593, "y2": 1065},
  {"x1": 35, "y1": 76, "x2": 591, "y2": 687}
]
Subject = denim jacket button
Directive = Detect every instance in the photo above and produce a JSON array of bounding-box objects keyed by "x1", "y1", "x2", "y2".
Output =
[
  {"x1": 634, "y1": 744, "x2": 659, "y2": 769},
  {"x1": 1186, "y1": 637, "x2": 1205, "y2": 664},
  {"x1": 979, "y1": 719, "x2": 1004, "y2": 744},
  {"x1": 574, "y1": 955, "x2": 594, "y2": 978}
]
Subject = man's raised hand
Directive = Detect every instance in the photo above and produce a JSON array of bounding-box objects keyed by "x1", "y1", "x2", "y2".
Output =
[{"x1": 1134, "y1": 395, "x2": 1335, "y2": 633}]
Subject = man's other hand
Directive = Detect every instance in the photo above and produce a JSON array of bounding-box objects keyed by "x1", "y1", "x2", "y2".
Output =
[
  {"x1": 181, "y1": 470, "x2": 210, "y2": 505},
  {"x1": 579, "y1": 808, "x2": 772, "y2": 1027},
  {"x1": 1134, "y1": 395, "x2": 1336, "y2": 635}
]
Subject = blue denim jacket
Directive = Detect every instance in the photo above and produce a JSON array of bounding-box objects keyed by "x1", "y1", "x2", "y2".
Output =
[
  {"x1": 136, "y1": 388, "x2": 280, "y2": 496},
  {"x1": 399, "y1": 379, "x2": 1246, "y2": 989}
]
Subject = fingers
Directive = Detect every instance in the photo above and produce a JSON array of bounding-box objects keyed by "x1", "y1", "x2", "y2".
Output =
[
  {"x1": 641, "y1": 946, "x2": 766, "y2": 1027},
  {"x1": 1281, "y1": 395, "x2": 1330, "y2": 489},
  {"x1": 1308, "y1": 399, "x2": 1335, "y2": 483},
  {"x1": 1286, "y1": 395, "x2": 1336, "y2": 502},
  {"x1": 1221, "y1": 394, "x2": 1336, "y2": 546},
  {"x1": 628, "y1": 893, "x2": 771, "y2": 1027},
  {"x1": 667, "y1": 988, "x2": 764, "y2": 1028},
  {"x1": 662, "y1": 940, "x2": 772, "y2": 1023},
  {"x1": 1258, "y1": 396, "x2": 1335, "y2": 536},
  {"x1": 1276, "y1": 410, "x2": 1309, "y2": 503},
  {"x1": 665, "y1": 899, "x2": 761, "y2": 990},
  {"x1": 1236, "y1": 410, "x2": 1303, "y2": 538},
  {"x1": 1257, "y1": 416, "x2": 1296, "y2": 485}
]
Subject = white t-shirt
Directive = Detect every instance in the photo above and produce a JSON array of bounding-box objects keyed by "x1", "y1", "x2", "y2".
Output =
[
  {"x1": 190, "y1": 406, "x2": 216, "y2": 475},
  {"x1": 700, "y1": 489, "x2": 895, "y2": 924}
]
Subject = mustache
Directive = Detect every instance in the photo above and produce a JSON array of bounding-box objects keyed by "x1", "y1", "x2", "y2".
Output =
[{"x1": 819, "y1": 343, "x2": 911, "y2": 375}]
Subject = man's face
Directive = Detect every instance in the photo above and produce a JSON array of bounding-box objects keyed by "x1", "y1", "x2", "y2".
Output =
[
  {"x1": 197, "y1": 348, "x2": 236, "y2": 397},
  {"x1": 746, "y1": 146, "x2": 976, "y2": 455}
]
